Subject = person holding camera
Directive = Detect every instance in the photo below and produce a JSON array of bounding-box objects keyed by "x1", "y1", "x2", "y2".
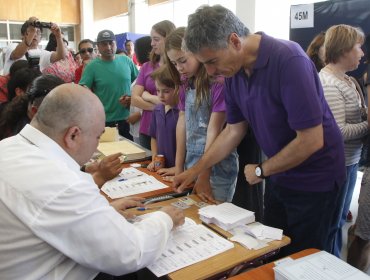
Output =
[{"x1": 3, "y1": 16, "x2": 66, "y2": 75}]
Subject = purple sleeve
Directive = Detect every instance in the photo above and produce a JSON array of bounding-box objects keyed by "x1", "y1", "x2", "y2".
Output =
[
  {"x1": 178, "y1": 86, "x2": 186, "y2": 111},
  {"x1": 210, "y1": 82, "x2": 226, "y2": 112},
  {"x1": 280, "y1": 56, "x2": 323, "y2": 130}
]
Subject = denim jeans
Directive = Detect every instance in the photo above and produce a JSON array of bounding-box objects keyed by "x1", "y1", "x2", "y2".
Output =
[
  {"x1": 332, "y1": 163, "x2": 358, "y2": 257},
  {"x1": 184, "y1": 88, "x2": 238, "y2": 202},
  {"x1": 264, "y1": 179, "x2": 339, "y2": 256}
]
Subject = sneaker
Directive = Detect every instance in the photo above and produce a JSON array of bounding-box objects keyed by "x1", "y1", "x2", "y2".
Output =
[{"x1": 346, "y1": 211, "x2": 353, "y2": 223}]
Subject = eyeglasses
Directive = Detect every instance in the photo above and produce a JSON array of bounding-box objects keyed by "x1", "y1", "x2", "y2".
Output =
[{"x1": 79, "y1": 48, "x2": 94, "y2": 54}]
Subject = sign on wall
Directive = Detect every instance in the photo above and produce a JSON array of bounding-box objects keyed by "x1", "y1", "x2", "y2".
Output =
[{"x1": 290, "y1": 4, "x2": 314, "y2": 29}]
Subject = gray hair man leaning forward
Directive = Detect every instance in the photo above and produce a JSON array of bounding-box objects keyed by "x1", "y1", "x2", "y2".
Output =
[
  {"x1": 0, "y1": 83, "x2": 184, "y2": 279},
  {"x1": 173, "y1": 5, "x2": 345, "y2": 257}
]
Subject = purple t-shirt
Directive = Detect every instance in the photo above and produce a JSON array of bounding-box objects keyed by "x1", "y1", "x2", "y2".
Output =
[
  {"x1": 178, "y1": 80, "x2": 226, "y2": 112},
  {"x1": 149, "y1": 104, "x2": 179, "y2": 167},
  {"x1": 225, "y1": 33, "x2": 345, "y2": 192},
  {"x1": 136, "y1": 61, "x2": 159, "y2": 135}
]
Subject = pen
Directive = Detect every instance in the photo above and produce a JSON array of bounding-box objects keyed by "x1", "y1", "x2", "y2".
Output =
[
  {"x1": 136, "y1": 206, "x2": 162, "y2": 211},
  {"x1": 118, "y1": 178, "x2": 126, "y2": 182},
  {"x1": 201, "y1": 221, "x2": 229, "y2": 239}
]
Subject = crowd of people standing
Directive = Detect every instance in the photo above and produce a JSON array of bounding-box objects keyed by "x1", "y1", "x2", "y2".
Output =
[{"x1": 0, "y1": 4, "x2": 370, "y2": 279}]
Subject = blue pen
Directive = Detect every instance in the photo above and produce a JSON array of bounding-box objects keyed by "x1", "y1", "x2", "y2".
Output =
[
  {"x1": 136, "y1": 206, "x2": 162, "y2": 211},
  {"x1": 118, "y1": 178, "x2": 126, "y2": 182}
]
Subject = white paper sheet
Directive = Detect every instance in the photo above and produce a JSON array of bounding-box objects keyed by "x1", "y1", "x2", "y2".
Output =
[
  {"x1": 147, "y1": 222, "x2": 234, "y2": 277},
  {"x1": 101, "y1": 170, "x2": 168, "y2": 199}
]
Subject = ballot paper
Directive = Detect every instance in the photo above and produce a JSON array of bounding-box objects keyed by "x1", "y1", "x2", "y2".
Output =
[
  {"x1": 233, "y1": 222, "x2": 283, "y2": 240},
  {"x1": 273, "y1": 250, "x2": 370, "y2": 280},
  {"x1": 199, "y1": 203, "x2": 255, "y2": 231},
  {"x1": 146, "y1": 218, "x2": 234, "y2": 277},
  {"x1": 229, "y1": 222, "x2": 283, "y2": 250},
  {"x1": 101, "y1": 168, "x2": 168, "y2": 199}
]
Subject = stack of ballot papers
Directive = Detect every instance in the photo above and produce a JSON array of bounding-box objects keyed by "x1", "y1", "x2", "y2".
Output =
[
  {"x1": 98, "y1": 140, "x2": 147, "y2": 161},
  {"x1": 101, "y1": 167, "x2": 168, "y2": 199},
  {"x1": 142, "y1": 217, "x2": 234, "y2": 277},
  {"x1": 229, "y1": 222, "x2": 283, "y2": 250},
  {"x1": 273, "y1": 250, "x2": 370, "y2": 280},
  {"x1": 198, "y1": 202, "x2": 255, "y2": 231}
]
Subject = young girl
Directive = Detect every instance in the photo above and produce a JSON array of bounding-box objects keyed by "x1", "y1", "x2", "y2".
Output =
[
  {"x1": 147, "y1": 65, "x2": 179, "y2": 180},
  {"x1": 166, "y1": 27, "x2": 238, "y2": 202},
  {"x1": 131, "y1": 20, "x2": 176, "y2": 150}
]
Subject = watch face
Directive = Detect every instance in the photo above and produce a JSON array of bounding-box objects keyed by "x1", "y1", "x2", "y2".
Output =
[{"x1": 255, "y1": 166, "x2": 262, "y2": 177}]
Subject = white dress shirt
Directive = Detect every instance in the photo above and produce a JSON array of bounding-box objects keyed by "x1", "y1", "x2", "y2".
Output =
[
  {"x1": 0, "y1": 125, "x2": 173, "y2": 279},
  {"x1": 3, "y1": 43, "x2": 53, "y2": 75}
]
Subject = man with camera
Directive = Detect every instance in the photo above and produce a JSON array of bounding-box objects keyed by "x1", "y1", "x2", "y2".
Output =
[{"x1": 3, "y1": 16, "x2": 66, "y2": 74}]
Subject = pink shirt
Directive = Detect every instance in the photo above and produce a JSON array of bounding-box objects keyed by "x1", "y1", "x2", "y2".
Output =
[
  {"x1": 135, "y1": 61, "x2": 159, "y2": 135},
  {"x1": 42, "y1": 52, "x2": 78, "y2": 83}
]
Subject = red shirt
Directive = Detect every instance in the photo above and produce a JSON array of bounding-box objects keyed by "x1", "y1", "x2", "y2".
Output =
[
  {"x1": 0, "y1": 75, "x2": 10, "y2": 103},
  {"x1": 75, "y1": 65, "x2": 84, "y2": 84}
]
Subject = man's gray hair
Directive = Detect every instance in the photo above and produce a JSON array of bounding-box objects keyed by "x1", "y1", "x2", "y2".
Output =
[{"x1": 185, "y1": 5, "x2": 250, "y2": 53}]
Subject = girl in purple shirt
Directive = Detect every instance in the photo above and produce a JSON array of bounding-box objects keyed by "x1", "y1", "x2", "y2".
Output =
[
  {"x1": 131, "y1": 20, "x2": 175, "y2": 150},
  {"x1": 166, "y1": 27, "x2": 238, "y2": 202}
]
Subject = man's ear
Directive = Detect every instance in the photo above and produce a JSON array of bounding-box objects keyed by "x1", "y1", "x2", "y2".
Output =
[
  {"x1": 64, "y1": 126, "x2": 82, "y2": 149},
  {"x1": 29, "y1": 105, "x2": 38, "y2": 118},
  {"x1": 229, "y1": 33, "x2": 242, "y2": 50}
]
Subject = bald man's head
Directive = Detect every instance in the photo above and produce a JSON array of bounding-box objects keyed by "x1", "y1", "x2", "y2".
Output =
[{"x1": 31, "y1": 84, "x2": 106, "y2": 165}]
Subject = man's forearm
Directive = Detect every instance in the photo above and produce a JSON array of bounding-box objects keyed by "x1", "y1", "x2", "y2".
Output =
[
  {"x1": 10, "y1": 42, "x2": 29, "y2": 60},
  {"x1": 262, "y1": 124, "x2": 324, "y2": 177}
]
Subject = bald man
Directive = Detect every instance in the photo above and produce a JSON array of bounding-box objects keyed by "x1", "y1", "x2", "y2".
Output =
[{"x1": 0, "y1": 84, "x2": 184, "y2": 279}]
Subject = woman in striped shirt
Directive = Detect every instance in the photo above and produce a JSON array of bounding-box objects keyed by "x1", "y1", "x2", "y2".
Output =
[{"x1": 319, "y1": 24, "x2": 367, "y2": 258}]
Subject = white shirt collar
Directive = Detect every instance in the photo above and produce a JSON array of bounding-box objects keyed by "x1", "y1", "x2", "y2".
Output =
[{"x1": 19, "y1": 124, "x2": 81, "y2": 172}]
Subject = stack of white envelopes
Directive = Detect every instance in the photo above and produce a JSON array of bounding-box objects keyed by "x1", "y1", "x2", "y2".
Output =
[{"x1": 199, "y1": 202, "x2": 255, "y2": 231}]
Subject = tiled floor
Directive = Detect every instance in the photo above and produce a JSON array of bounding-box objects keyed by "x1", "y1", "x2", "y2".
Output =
[{"x1": 341, "y1": 171, "x2": 370, "y2": 275}]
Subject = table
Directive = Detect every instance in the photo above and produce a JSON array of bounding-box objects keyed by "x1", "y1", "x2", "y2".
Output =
[
  {"x1": 228, "y1": 248, "x2": 320, "y2": 280},
  {"x1": 127, "y1": 195, "x2": 291, "y2": 280},
  {"x1": 100, "y1": 159, "x2": 193, "y2": 202}
]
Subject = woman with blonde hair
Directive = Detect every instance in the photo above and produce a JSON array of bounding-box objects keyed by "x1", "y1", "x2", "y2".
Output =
[
  {"x1": 131, "y1": 20, "x2": 176, "y2": 149},
  {"x1": 319, "y1": 24, "x2": 367, "y2": 257}
]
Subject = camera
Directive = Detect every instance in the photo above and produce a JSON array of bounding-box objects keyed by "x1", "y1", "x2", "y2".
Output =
[
  {"x1": 30, "y1": 20, "x2": 52, "y2": 29},
  {"x1": 26, "y1": 49, "x2": 41, "y2": 70}
]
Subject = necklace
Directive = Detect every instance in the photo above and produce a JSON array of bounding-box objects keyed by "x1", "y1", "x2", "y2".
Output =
[{"x1": 324, "y1": 65, "x2": 352, "y2": 86}]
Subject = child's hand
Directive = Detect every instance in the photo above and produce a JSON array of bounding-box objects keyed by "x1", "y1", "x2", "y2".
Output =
[
  {"x1": 157, "y1": 167, "x2": 175, "y2": 176},
  {"x1": 162, "y1": 176, "x2": 174, "y2": 182},
  {"x1": 126, "y1": 111, "x2": 141, "y2": 124},
  {"x1": 147, "y1": 161, "x2": 155, "y2": 172},
  {"x1": 193, "y1": 177, "x2": 216, "y2": 204}
]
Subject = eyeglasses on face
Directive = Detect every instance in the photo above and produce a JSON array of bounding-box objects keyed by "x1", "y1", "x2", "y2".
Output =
[{"x1": 79, "y1": 48, "x2": 94, "y2": 54}]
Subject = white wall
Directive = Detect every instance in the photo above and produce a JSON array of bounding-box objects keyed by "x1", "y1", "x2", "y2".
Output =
[{"x1": 81, "y1": 0, "x2": 328, "y2": 41}]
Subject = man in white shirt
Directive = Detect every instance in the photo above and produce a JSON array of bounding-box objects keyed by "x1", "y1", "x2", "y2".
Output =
[
  {"x1": 3, "y1": 16, "x2": 66, "y2": 74},
  {"x1": 0, "y1": 83, "x2": 184, "y2": 279}
]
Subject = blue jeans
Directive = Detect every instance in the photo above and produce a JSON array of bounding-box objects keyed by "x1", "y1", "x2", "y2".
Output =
[
  {"x1": 264, "y1": 179, "x2": 339, "y2": 256},
  {"x1": 332, "y1": 163, "x2": 358, "y2": 257}
]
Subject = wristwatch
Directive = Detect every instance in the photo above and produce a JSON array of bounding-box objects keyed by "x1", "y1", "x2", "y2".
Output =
[{"x1": 255, "y1": 164, "x2": 266, "y2": 179}]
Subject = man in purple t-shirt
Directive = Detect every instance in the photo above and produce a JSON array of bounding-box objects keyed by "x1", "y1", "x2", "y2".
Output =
[{"x1": 173, "y1": 5, "x2": 346, "y2": 256}]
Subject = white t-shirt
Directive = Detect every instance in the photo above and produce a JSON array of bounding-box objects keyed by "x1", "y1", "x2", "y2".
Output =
[
  {"x1": 3, "y1": 43, "x2": 52, "y2": 74},
  {"x1": 0, "y1": 124, "x2": 173, "y2": 279}
]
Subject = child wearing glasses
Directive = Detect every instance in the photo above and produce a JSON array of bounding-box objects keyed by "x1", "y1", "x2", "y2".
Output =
[{"x1": 75, "y1": 39, "x2": 96, "y2": 83}]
